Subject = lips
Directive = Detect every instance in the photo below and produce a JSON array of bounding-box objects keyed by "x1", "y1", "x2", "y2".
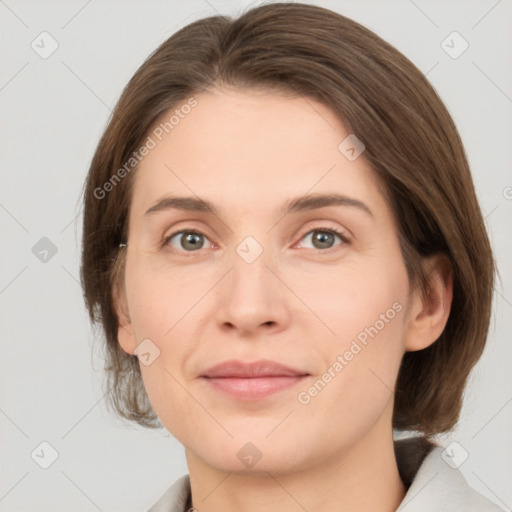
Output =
[
  {"x1": 201, "y1": 359, "x2": 309, "y2": 378},
  {"x1": 200, "y1": 359, "x2": 310, "y2": 400}
]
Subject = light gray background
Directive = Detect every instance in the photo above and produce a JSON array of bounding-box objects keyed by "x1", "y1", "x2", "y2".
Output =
[{"x1": 1, "y1": 0, "x2": 511, "y2": 511}]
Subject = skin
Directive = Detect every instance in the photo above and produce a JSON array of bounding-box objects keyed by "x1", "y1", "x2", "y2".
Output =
[{"x1": 115, "y1": 86, "x2": 453, "y2": 512}]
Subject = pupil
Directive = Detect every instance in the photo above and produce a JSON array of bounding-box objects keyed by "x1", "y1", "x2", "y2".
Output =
[
  {"x1": 179, "y1": 231, "x2": 333, "y2": 251},
  {"x1": 183, "y1": 233, "x2": 202, "y2": 250},
  {"x1": 314, "y1": 231, "x2": 333, "y2": 248}
]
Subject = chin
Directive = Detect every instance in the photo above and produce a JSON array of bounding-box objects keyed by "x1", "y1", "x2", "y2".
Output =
[{"x1": 190, "y1": 436, "x2": 312, "y2": 476}]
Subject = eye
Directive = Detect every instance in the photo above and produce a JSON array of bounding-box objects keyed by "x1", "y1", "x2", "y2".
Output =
[
  {"x1": 164, "y1": 230, "x2": 212, "y2": 252},
  {"x1": 162, "y1": 226, "x2": 349, "y2": 254},
  {"x1": 297, "y1": 227, "x2": 349, "y2": 251}
]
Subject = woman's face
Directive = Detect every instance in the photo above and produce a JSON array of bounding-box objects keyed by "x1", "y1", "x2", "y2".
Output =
[{"x1": 117, "y1": 86, "x2": 418, "y2": 473}]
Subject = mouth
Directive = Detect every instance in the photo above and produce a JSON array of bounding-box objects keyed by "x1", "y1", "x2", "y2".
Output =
[
  {"x1": 201, "y1": 375, "x2": 310, "y2": 400},
  {"x1": 200, "y1": 359, "x2": 310, "y2": 400}
]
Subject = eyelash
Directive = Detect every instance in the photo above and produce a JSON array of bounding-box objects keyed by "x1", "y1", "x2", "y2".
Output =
[{"x1": 162, "y1": 226, "x2": 350, "y2": 255}]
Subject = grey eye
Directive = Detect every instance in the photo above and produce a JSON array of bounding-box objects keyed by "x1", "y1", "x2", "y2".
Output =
[
  {"x1": 300, "y1": 229, "x2": 344, "y2": 250},
  {"x1": 166, "y1": 231, "x2": 210, "y2": 251}
]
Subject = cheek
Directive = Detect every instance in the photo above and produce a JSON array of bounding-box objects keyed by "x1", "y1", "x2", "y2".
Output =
[
  {"x1": 286, "y1": 255, "x2": 409, "y2": 345},
  {"x1": 293, "y1": 295, "x2": 407, "y2": 450},
  {"x1": 125, "y1": 263, "x2": 210, "y2": 430},
  {"x1": 126, "y1": 260, "x2": 208, "y2": 342},
  {"x1": 297, "y1": 259, "x2": 409, "y2": 405}
]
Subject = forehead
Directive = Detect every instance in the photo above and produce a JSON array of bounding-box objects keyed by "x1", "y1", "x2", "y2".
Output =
[{"x1": 129, "y1": 87, "x2": 384, "y2": 219}]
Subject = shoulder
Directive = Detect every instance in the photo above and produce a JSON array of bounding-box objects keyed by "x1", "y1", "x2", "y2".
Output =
[
  {"x1": 396, "y1": 437, "x2": 505, "y2": 512},
  {"x1": 145, "y1": 440, "x2": 506, "y2": 512},
  {"x1": 146, "y1": 474, "x2": 191, "y2": 512}
]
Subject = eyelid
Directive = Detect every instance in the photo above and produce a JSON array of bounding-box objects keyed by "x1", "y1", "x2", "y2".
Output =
[
  {"x1": 294, "y1": 225, "x2": 350, "y2": 248},
  {"x1": 162, "y1": 223, "x2": 351, "y2": 253},
  {"x1": 162, "y1": 228, "x2": 215, "y2": 252}
]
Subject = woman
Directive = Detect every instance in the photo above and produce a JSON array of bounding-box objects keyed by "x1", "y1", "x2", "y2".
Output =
[{"x1": 80, "y1": 2, "x2": 503, "y2": 511}]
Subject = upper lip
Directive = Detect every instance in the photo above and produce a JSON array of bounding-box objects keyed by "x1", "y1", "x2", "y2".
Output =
[{"x1": 201, "y1": 359, "x2": 309, "y2": 378}]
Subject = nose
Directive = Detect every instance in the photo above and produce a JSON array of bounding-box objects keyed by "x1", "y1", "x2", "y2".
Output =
[{"x1": 215, "y1": 241, "x2": 291, "y2": 336}]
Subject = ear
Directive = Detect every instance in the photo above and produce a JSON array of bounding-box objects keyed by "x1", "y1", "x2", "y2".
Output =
[
  {"x1": 113, "y1": 278, "x2": 137, "y2": 356},
  {"x1": 404, "y1": 253, "x2": 453, "y2": 352}
]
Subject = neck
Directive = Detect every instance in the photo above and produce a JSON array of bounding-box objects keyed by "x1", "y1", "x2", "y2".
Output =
[{"x1": 185, "y1": 422, "x2": 406, "y2": 512}]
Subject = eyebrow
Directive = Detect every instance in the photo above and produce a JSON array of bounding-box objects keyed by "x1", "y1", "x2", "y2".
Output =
[{"x1": 144, "y1": 193, "x2": 373, "y2": 218}]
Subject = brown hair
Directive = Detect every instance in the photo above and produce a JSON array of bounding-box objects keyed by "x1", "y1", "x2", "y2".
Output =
[{"x1": 80, "y1": 1, "x2": 495, "y2": 436}]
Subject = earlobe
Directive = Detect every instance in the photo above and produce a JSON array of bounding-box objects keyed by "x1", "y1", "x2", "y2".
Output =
[
  {"x1": 113, "y1": 283, "x2": 137, "y2": 356},
  {"x1": 118, "y1": 319, "x2": 137, "y2": 356},
  {"x1": 404, "y1": 254, "x2": 453, "y2": 352}
]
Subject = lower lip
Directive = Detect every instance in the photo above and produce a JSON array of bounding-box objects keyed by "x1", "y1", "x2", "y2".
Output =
[{"x1": 202, "y1": 375, "x2": 309, "y2": 400}]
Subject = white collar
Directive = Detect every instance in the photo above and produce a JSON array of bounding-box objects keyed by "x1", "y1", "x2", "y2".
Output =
[{"x1": 147, "y1": 437, "x2": 504, "y2": 511}]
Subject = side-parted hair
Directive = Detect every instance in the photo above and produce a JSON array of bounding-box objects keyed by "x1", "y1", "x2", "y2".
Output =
[{"x1": 80, "y1": 1, "x2": 495, "y2": 436}]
